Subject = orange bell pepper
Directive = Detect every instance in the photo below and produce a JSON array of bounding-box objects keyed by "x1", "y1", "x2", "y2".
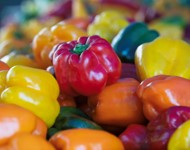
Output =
[
  {"x1": 88, "y1": 78, "x2": 146, "y2": 127},
  {"x1": 0, "y1": 103, "x2": 47, "y2": 146},
  {"x1": 49, "y1": 128, "x2": 124, "y2": 150},
  {"x1": 32, "y1": 22, "x2": 87, "y2": 69},
  {"x1": 0, "y1": 133, "x2": 55, "y2": 150},
  {"x1": 137, "y1": 75, "x2": 190, "y2": 121}
]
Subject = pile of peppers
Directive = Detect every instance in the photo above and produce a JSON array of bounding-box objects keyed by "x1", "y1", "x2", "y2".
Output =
[{"x1": 1, "y1": 0, "x2": 190, "y2": 149}]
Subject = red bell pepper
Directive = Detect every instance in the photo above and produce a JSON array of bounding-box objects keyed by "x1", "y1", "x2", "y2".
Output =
[{"x1": 52, "y1": 35, "x2": 121, "y2": 96}]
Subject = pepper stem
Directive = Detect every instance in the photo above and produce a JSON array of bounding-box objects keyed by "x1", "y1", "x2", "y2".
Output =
[{"x1": 72, "y1": 44, "x2": 88, "y2": 54}]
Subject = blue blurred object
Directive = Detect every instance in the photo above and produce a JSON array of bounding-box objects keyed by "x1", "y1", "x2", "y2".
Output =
[{"x1": 0, "y1": 0, "x2": 24, "y2": 26}]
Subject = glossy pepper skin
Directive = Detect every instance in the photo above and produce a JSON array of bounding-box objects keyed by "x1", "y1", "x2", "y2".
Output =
[
  {"x1": 146, "y1": 106, "x2": 190, "y2": 150},
  {"x1": 0, "y1": 103, "x2": 47, "y2": 146},
  {"x1": 87, "y1": 10, "x2": 128, "y2": 43},
  {"x1": 32, "y1": 22, "x2": 87, "y2": 69},
  {"x1": 0, "y1": 65, "x2": 60, "y2": 127},
  {"x1": 112, "y1": 22, "x2": 159, "y2": 63},
  {"x1": 0, "y1": 133, "x2": 55, "y2": 150},
  {"x1": 137, "y1": 75, "x2": 190, "y2": 121},
  {"x1": 119, "y1": 124, "x2": 148, "y2": 150},
  {"x1": 135, "y1": 36, "x2": 190, "y2": 81},
  {"x1": 88, "y1": 78, "x2": 146, "y2": 127},
  {"x1": 52, "y1": 35, "x2": 121, "y2": 96},
  {"x1": 168, "y1": 120, "x2": 190, "y2": 150},
  {"x1": 49, "y1": 128, "x2": 124, "y2": 150}
]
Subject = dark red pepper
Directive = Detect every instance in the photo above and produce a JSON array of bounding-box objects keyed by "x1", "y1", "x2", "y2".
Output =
[
  {"x1": 119, "y1": 106, "x2": 190, "y2": 150},
  {"x1": 119, "y1": 124, "x2": 148, "y2": 150}
]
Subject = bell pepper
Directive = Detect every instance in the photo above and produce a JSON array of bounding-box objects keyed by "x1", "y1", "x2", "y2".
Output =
[
  {"x1": 0, "y1": 133, "x2": 55, "y2": 150},
  {"x1": 46, "y1": 0, "x2": 72, "y2": 19},
  {"x1": 146, "y1": 106, "x2": 190, "y2": 150},
  {"x1": 112, "y1": 22, "x2": 159, "y2": 63},
  {"x1": 93, "y1": 0, "x2": 161, "y2": 23},
  {"x1": 21, "y1": 17, "x2": 60, "y2": 41},
  {"x1": 87, "y1": 10, "x2": 129, "y2": 43},
  {"x1": 32, "y1": 22, "x2": 87, "y2": 69},
  {"x1": 149, "y1": 16, "x2": 186, "y2": 39},
  {"x1": 0, "y1": 39, "x2": 28, "y2": 58},
  {"x1": 119, "y1": 124, "x2": 148, "y2": 150},
  {"x1": 88, "y1": 78, "x2": 146, "y2": 127},
  {"x1": 0, "y1": 23, "x2": 25, "y2": 42},
  {"x1": 135, "y1": 36, "x2": 190, "y2": 81},
  {"x1": 0, "y1": 103, "x2": 47, "y2": 146},
  {"x1": 119, "y1": 106, "x2": 190, "y2": 150},
  {"x1": 47, "y1": 106, "x2": 102, "y2": 138},
  {"x1": 0, "y1": 23, "x2": 39, "y2": 68},
  {"x1": 52, "y1": 35, "x2": 121, "y2": 96},
  {"x1": 49, "y1": 128, "x2": 124, "y2": 150},
  {"x1": 72, "y1": 0, "x2": 94, "y2": 18},
  {"x1": 0, "y1": 65, "x2": 60, "y2": 127},
  {"x1": 1, "y1": 52, "x2": 38, "y2": 68},
  {"x1": 0, "y1": 40, "x2": 38, "y2": 68},
  {"x1": 168, "y1": 120, "x2": 190, "y2": 150},
  {"x1": 137, "y1": 75, "x2": 190, "y2": 121}
]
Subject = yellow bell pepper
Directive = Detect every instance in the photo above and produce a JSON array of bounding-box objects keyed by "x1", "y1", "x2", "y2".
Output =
[
  {"x1": 168, "y1": 120, "x2": 190, "y2": 150},
  {"x1": 1, "y1": 52, "x2": 38, "y2": 68},
  {"x1": 149, "y1": 22, "x2": 183, "y2": 39},
  {"x1": 135, "y1": 36, "x2": 190, "y2": 81},
  {"x1": 0, "y1": 65, "x2": 60, "y2": 127},
  {"x1": 87, "y1": 10, "x2": 128, "y2": 43}
]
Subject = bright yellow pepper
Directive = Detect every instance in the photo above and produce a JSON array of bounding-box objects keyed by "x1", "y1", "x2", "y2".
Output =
[
  {"x1": 135, "y1": 36, "x2": 190, "y2": 81},
  {"x1": 0, "y1": 65, "x2": 60, "y2": 127},
  {"x1": 168, "y1": 120, "x2": 190, "y2": 150}
]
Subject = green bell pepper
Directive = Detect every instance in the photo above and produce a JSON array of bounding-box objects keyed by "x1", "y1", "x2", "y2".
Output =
[{"x1": 112, "y1": 22, "x2": 159, "y2": 63}]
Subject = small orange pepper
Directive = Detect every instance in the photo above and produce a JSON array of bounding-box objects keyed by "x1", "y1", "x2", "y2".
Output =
[
  {"x1": 88, "y1": 78, "x2": 146, "y2": 127},
  {"x1": 49, "y1": 128, "x2": 124, "y2": 150}
]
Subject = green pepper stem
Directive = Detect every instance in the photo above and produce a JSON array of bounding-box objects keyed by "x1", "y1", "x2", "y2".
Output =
[{"x1": 72, "y1": 44, "x2": 88, "y2": 54}]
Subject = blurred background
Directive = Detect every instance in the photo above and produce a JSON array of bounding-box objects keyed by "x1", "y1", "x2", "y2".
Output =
[
  {"x1": 0, "y1": 0, "x2": 190, "y2": 68},
  {"x1": 1, "y1": 0, "x2": 190, "y2": 25}
]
